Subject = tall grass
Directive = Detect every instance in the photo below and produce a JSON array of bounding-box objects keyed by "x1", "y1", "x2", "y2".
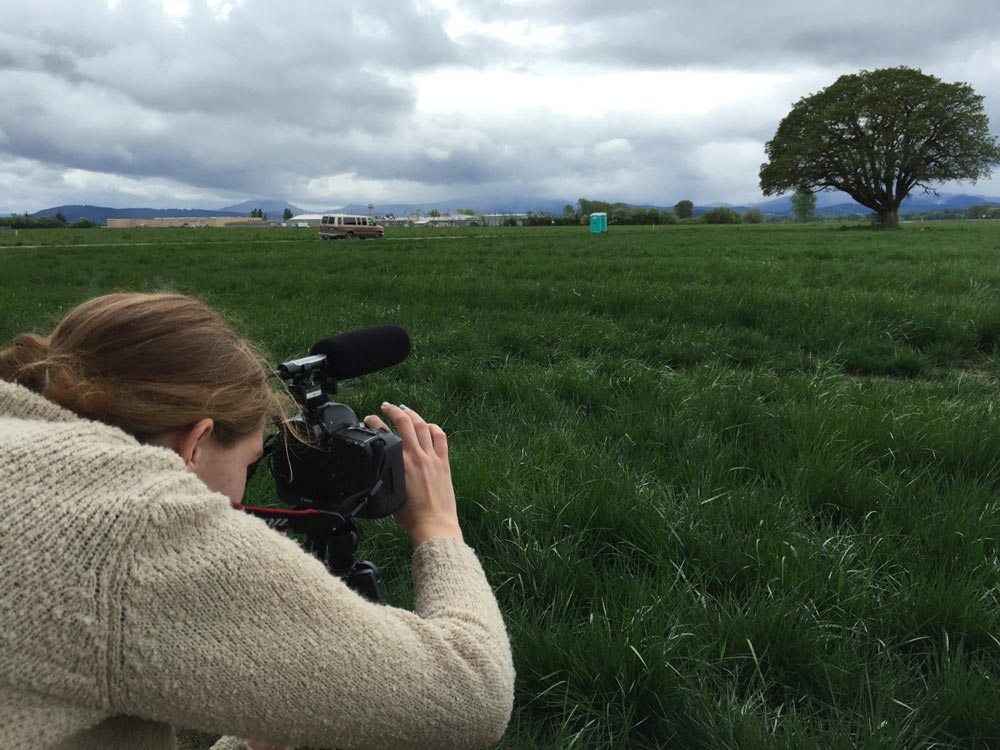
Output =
[{"x1": 4, "y1": 222, "x2": 1000, "y2": 748}]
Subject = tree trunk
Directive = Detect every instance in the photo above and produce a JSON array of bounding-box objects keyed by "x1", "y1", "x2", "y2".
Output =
[{"x1": 878, "y1": 208, "x2": 900, "y2": 229}]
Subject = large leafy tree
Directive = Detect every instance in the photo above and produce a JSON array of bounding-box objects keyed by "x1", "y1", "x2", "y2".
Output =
[{"x1": 760, "y1": 67, "x2": 1000, "y2": 229}]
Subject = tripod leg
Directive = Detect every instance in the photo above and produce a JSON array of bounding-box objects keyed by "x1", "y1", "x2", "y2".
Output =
[{"x1": 347, "y1": 562, "x2": 385, "y2": 604}]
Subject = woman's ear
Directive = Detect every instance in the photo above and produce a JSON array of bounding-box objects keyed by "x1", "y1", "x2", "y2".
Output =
[{"x1": 174, "y1": 418, "x2": 215, "y2": 468}]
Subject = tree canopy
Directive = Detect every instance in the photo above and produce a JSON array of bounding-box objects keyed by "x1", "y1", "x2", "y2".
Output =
[
  {"x1": 701, "y1": 207, "x2": 740, "y2": 224},
  {"x1": 576, "y1": 198, "x2": 676, "y2": 225},
  {"x1": 759, "y1": 67, "x2": 1000, "y2": 229}
]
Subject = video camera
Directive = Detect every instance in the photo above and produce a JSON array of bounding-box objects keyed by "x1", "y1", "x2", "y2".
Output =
[{"x1": 238, "y1": 326, "x2": 411, "y2": 604}]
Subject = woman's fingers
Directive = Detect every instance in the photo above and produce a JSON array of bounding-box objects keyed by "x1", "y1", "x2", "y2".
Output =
[
  {"x1": 380, "y1": 403, "x2": 420, "y2": 450},
  {"x1": 380, "y1": 403, "x2": 437, "y2": 455},
  {"x1": 363, "y1": 414, "x2": 390, "y2": 431},
  {"x1": 376, "y1": 403, "x2": 461, "y2": 546},
  {"x1": 428, "y1": 423, "x2": 449, "y2": 460},
  {"x1": 400, "y1": 406, "x2": 435, "y2": 453}
]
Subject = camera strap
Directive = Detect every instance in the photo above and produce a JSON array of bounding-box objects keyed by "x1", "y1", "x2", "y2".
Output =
[{"x1": 234, "y1": 504, "x2": 350, "y2": 535}]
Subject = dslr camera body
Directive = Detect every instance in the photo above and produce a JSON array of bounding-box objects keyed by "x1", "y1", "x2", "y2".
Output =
[
  {"x1": 240, "y1": 327, "x2": 410, "y2": 603},
  {"x1": 272, "y1": 353, "x2": 405, "y2": 521}
]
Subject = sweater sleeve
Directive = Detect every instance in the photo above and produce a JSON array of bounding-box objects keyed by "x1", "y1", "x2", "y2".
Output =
[{"x1": 110, "y1": 474, "x2": 515, "y2": 750}]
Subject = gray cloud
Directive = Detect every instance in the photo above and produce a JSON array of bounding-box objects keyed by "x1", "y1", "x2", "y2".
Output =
[
  {"x1": 1, "y1": 0, "x2": 999, "y2": 214},
  {"x1": 452, "y1": 1, "x2": 1000, "y2": 70}
]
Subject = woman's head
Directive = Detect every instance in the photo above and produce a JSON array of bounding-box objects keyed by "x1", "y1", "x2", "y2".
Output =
[{"x1": 0, "y1": 292, "x2": 283, "y2": 446}]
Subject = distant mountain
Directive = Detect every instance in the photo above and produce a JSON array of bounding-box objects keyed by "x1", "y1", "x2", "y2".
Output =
[
  {"x1": 746, "y1": 191, "x2": 1000, "y2": 216},
  {"x1": 30, "y1": 192, "x2": 1000, "y2": 226},
  {"x1": 691, "y1": 203, "x2": 750, "y2": 216},
  {"x1": 355, "y1": 191, "x2": 1000, "y2": 219},
  {"x1": 32, "y1": 205, "x2": 247, "y2": 224},
  {"x1": 897, "y1": 192, "x2": 1000, "y2": 212},
  {"x1": 31, "y1": 201, "x2": 306, "y2": 225},
  {"x1": 746, "y1": 196, "x2": 858, "y2": 216},
  {"x1": 753, "y1": 196, "x2": 798, "y2": 214},
  {"x1": 332, "y1": 196, "x2": 574, "y2": 217},
  {"x1": 218, "y1": 199, "x2": 306, "y2": 216}
]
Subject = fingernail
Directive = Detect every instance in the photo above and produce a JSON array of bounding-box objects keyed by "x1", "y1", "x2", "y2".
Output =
[
  {"x1": 381, "y1": 401, "x2": 390, "y2": 407},
  {"x1": 400, "y1": 404, "x2": 408, "y2": 410}
]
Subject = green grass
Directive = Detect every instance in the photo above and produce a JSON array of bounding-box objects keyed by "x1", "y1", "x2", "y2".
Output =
[{"x1": 5, "y1": 222, "x2": 1000, "y2": 748}]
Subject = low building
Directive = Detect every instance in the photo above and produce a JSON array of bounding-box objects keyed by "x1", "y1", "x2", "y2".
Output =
[
  {"x1": 481, "y1": 213, "x2": 529, "y2": 227},
  {"x1": 411, "y1": 215, "x2": 481, "y2": 228},
  {"x1": 106, "y1": 217, "x2": 264, "y2": 228},
  {"x1": 286, "y1": 213, "x2": 326, "y2": 228},
  {"x1": 381, "y1": 216, "x2": 416, "y2": 228}
]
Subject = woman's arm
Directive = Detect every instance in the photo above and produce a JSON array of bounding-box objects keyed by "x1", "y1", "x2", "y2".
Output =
[{"x1": 111, "y1": 475, "x2": 514, "y2": 750}]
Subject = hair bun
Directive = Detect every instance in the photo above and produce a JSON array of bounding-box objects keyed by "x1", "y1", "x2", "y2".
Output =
[
  {"x1": 0, "y1": 334, "x2": 52, "y2": 387},
  {"x1": 0, "y1": 334, "x2": 111, "y2": 417},
  {"x1": 4, "y1": 293, "x2": 282, "y2": 441},
  {"x1": 13, "y1": 333, "x2": 50, "y2": 360}
]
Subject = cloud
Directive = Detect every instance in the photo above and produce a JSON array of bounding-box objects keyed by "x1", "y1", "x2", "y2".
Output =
[
  {"x1": 1, "y1": 0, "x2": 999, "y2": 211},
  {"x1": 447, "y1": 1, "x2": 1000, "y2": 70},
  {"x1": 594, "y1": 138, "x2": 633, "y2": 159},
  {"x1": 0, "y1": 0, "x2": 454, "y2": 206}
]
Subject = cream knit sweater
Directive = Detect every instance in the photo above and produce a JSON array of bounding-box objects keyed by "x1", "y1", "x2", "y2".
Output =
[{"x1": 0, "y1": 379, "x2": 515, "y2": 750}]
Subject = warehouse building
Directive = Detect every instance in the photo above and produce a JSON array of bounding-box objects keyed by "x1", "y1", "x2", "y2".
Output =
[
  {"x1": 106, "y1": 217, "x2": 265, "y2": 228},
  {"x1": 285, "y1": 214, "x2": 326, "y2": 228}
]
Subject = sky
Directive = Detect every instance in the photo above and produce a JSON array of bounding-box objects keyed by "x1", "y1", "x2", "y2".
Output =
[{"x1": 2, "y1": 0, "x2": 1000, "y2": 214}]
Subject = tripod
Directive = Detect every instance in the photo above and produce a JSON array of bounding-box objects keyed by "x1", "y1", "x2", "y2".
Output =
[{"x1": 237, "y1": 503, "x2": 387, "y2": 604}]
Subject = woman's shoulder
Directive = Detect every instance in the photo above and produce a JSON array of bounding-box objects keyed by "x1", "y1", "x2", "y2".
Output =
[
  {"x1": 0, "y1": 377, "x2": 226, "y2": 536},
  {"x1": 0, "y1": 377, "x2": 79, "y2": 424},
  {"x1": 1, "y1": 377, "x2": 136, "y2": 450},
  {"x1": 2, "y1": 383, "x2": 182, "y2": 482}
]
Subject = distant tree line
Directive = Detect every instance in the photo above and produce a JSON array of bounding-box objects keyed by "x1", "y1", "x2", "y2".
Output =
[
  {"x1": 517, "y1": 211, "x2": 581, "y2": 226},
  {"x1": 4, "y1": 198, "x2": 998, "y2": 233},
  {"x1": 423, "y1": 208, "x2": 477, "y2": 218},
  {"x1": 699, "y1": 207, "x2": 770, "y2": 225},
  {"x1": 578, "y1": 199, "x2": 770, "y2": 226},
  {"x1": 575, "y1": 197, "x2": 1000, "y2": 226},
  {"x1": 577, "y1": 198, "x2": 679, "y2": 225},
  {"x1": 967, "y1": 204, "x2": 1000, "y2": 220},
  {"x1": 0, "y1": 213, "x2": 98, "y2": 229}
]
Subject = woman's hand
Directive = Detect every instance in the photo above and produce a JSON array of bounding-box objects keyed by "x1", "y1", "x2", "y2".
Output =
[{"x1": 364, "y1": 403, "x2": 464, "y2": 547}]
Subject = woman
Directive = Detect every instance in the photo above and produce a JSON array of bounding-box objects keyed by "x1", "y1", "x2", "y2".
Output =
[{"x1": 0, "y1": 292, "x2": 515, "y2": 750}]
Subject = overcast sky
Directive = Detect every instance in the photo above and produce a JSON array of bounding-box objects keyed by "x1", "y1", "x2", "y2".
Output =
[{"x1": 2, "y1": 0, "x2": 1000, "y2": 214}]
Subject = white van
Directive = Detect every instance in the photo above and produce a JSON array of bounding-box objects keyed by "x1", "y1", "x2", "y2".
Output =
[{"x1": 319, "y1": 214, "x2": 384, "y2": 240}]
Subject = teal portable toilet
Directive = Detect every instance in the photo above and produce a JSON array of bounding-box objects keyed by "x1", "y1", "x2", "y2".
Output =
[{"x1": 590, "y1": 212, "x2": 608, "y2": 234}]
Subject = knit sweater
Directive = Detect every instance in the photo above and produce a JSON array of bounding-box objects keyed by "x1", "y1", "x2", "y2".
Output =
[{"x1": 0, "y1": 378, "x2": 515, "y2": 750}]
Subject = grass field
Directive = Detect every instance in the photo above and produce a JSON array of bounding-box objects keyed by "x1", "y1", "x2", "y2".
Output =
[{"x1": 4, "y1": 222, "x2": 1000, "y2": 748}]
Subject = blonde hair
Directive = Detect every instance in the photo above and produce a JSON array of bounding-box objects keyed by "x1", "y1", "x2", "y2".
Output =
[{"x1": 0, "y1": 292, "x2": 285, "y2": 445}]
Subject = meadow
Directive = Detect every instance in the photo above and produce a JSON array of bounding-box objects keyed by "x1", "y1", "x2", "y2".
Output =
[{"x1": 4, "y1": 221, "x2": 1000, "y2": 748}]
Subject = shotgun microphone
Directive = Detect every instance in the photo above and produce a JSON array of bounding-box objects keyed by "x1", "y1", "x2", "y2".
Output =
[{"x1": 309, "y1": 325, "x2": 411, "y2": 380}]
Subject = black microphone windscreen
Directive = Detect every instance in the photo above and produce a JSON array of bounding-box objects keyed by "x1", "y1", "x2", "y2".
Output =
[{"x1": 310, "y1": 325, "x2": 411, "y2": 380}]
